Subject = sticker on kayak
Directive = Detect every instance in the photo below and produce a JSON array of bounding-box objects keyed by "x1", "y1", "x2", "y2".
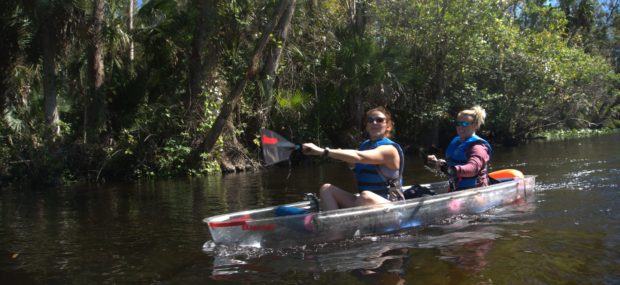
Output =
[{"x1": 208, "y1": 215, "x2": 277, "y2": 231}]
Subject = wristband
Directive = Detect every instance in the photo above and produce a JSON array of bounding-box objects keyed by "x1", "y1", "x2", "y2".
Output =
[
  {"x1": 440, "y1": 163, "x2": 448, "y2": 174},
  {"x1": 447, "y1": 166, "x2": 456, "y2": 176},
  {"x1": 322, "y1": 147, "x2": 330, "y2": 157}
]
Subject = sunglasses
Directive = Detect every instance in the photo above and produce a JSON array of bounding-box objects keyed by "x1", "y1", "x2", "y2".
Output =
[
  {"x1": 455, "y1": 121, "x2": 471, "y2": 127},
  {"x1": 367, "y1": 117, "x2": 386, "y2": 124}
]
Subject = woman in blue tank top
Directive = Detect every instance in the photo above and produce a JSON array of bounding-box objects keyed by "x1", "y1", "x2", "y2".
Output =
[{"x1": 302, "y1": 107, "x2": 404, "y2": 211}]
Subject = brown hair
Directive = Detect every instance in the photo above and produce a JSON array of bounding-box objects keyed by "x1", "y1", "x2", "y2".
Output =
[
  {"x1": 458, "y1": 105, "x2": 486, "y2": 130},
  {"x1": 366, "y1": 106, "x2": 394, "y2": 138}
]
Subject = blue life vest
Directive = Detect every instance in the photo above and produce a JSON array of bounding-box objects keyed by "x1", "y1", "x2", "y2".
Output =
[
  {"x1": 354, "y1": 138, "x2": 404, "y2": 199},
  {"x1": 446, "y1": 134, "x2": 492, "y2": 190}
]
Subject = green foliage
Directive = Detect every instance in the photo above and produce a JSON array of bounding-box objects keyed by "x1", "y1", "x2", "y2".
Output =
[
  {"x1": 276, "y1": 89, "x2": 311, "y2": 109},
  {"x1": 156, "y1": 138, "x2": 192, "y2": 177},
  {"x1": 197, "y1": 153, "x2": 221, "y2": 174},
  {"x1": 1, "y1": 0, "x2": 619, "y2": 184},
  {"x1": 536, "y1": 128, "x2": 620, "y2": 141}
]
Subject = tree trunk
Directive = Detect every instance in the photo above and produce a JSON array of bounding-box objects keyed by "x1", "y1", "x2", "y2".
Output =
[
  {"x1": 258, "y1": 0, "x2": 296, "y2": 125},
  {"x1": 42, "y1": 24, "x2": 60, "y2": 138},
  {"x1": 353, "y1": 0, "x2": 367, "y2": 34},
  {"x1": 339, "y1": 0, "x2": 368, "y2": 145},
  {"x1": 187, "y1": 0, "x2": 292, "y2": 168},
  {"x1": 187, "y1": 0, "x2": 216, "y2": 119},
  {"x1": 85, "y1": 0, "x2": 106, "y2": 143},
  {"x1": 0, "y1": 36, "x2": 10, "y2": 114},
  {"x1": 0, "y1": 1, "x2": 15, "y2": 114},
  {"x1": 430, "y1": 0, "x2": 449, "y2": 147},
  {"x1": 308, "y1": 0, "x2": 318, "y2": 15},
  {"x1": 128, "y1": 0, "x2": 134, "y2": 61}
]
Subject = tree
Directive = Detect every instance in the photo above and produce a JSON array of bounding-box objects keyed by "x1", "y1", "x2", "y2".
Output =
[
  {"x1": 22, "y1": 0, "x2": 83, "y2": 139},
  {"x1": 128, "y1": 0, "x2": 135, "y2": 61},
  {"x1": 258, "y1": 0, "x2": 297, "y2": 126},
  {"x1": 85, "y1": 0, "x2": 107, "y2": 143},
  {"x1": 187, "y1": 0, "x2": 219, "y2": 126},
  {"x1": 189, "y1": 0, "x2": 296, "y2": 168},
  {"x1": 0, "y1": 0, "x2": 21, "y2": 116}
]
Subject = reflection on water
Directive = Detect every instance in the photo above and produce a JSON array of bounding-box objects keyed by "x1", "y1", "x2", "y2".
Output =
[
  {"x1": 205, "y1": 202, "x2": 538, "y2": 283},
  {"x1": 0, "y1": 133, "x2": 619, "y2": 284},
  {"x1": 202, "y1": 134, "x2": 620, "y2": 284}
]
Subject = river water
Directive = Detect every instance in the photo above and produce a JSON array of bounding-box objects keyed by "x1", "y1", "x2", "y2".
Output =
[{"x1": 1, "y1": 133, "x2": 619, "y2": 284}]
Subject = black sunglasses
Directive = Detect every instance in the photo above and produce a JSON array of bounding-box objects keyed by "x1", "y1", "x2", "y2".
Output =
[{"x1": 367, "y1": 117, "x2": 386, "y2": 124}]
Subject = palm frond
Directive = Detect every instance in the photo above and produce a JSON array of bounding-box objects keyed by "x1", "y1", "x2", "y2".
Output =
[{"x1": 3, "y1": 107, "x2": 25, "y2": 134}]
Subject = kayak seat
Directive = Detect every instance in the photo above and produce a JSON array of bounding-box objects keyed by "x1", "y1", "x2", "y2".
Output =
[
  {"x1": 488, "y1": 169, "x2": 524, "y2": 185},
  {"x1": 403, "y1": 184, "x2": 436, "y2": 199},
  {"x1": 489, "y1": 177, "x2": 515, "y2": 184},
  {"x1": 274, "y1": 206, "x2": 316, "y2": 233},
  {"x1": 274, "y1": 206, "x2": 310, "y2": 216}
]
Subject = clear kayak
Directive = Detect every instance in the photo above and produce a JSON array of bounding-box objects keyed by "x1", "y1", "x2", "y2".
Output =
[{"x1": 204, "y1": 175, "x2": 536, "y2": 248}]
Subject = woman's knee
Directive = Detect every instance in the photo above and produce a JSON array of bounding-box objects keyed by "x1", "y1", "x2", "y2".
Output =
[
  {"x1": 356, "y1": 191, "x2": 386, "y2": 206},
  {"x1": 358, "y1": 191, "x2": 374, "y2": 202},
  {"x1": 319, "y1": 183, "x2": 334, "y2": 193}
]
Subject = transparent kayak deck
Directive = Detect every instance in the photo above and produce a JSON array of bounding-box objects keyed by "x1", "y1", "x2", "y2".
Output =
[{"x1": 204, "y1": 175, "x2": 536, "y2": 248}]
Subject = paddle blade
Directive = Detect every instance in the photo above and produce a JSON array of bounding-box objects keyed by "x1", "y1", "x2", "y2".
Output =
[{"x1": 260, "y1": 129, "x2": 298, "y2": 165}]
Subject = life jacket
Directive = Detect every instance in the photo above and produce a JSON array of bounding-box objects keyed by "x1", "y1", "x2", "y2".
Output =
[
  {"x1": 446, "y1": 134, "x2": 492, "y2": 191},
  {"x1": 354, "y1": 138, "x2": 404, "y2": 198}
]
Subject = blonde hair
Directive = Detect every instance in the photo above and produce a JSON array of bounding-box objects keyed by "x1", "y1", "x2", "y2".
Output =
[{"x1": 458, "y1": 106, "x2": 486, "y2": 130}]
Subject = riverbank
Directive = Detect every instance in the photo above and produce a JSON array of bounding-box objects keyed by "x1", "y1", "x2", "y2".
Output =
[
  {"x1": 533, "y1": 127, "x2": 620, "y2": 141},
  {"x1": 2, "y1": 127, "x2": 617, "y2": 187}
]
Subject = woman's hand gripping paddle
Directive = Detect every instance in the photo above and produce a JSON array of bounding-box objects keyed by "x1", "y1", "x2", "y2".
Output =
[{"x1": 260, "y1": 129, "x2": 301, "y2": 165}]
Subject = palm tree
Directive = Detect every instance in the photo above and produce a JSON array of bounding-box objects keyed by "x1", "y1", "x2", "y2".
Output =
[
  {"x1": 23, "y1": 0, "x2": 84, "y2": 139},
  {"x1": 85, "y1": 0, "x2": 106, "y2": 143},
  {"x1": 0, "y1": 0, "x2": 22, "y2": 115}
]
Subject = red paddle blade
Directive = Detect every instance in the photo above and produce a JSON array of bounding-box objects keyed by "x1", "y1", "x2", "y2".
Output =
[
  {"x1": 260, "y1": 129, "x2": 298, "y2": 165},
  {"x1": 261, "y1": 134, "x2": 278, "y2": 145}
]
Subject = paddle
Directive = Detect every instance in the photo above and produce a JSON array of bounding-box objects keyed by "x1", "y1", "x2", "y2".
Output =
[
  {"x1": 420, "y1": 147, "x2": 525, "y2": 186},
  {"x1": 260, "y1": 129, "x2": 301, "y2": 165},
  {"x1": 416, "y1": 147, "x2": 449, "y2": 178}
]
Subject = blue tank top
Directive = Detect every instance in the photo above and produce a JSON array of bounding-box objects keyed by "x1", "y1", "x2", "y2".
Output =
[{"x1": 354, "y1": 138, "x2": 404, "y2": 198}]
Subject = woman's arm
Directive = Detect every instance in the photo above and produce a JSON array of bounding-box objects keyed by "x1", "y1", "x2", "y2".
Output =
[
  {"x1": 302, "y1": 143, "x2": 399, "y2": 169},
  {"x1": 454, "y1": 144, "x2": 489, "y2": 176}
]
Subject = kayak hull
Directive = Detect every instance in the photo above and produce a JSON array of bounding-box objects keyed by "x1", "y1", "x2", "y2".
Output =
[{"x1": 204, "y1": 175, "x2": 536, "y2": 248}]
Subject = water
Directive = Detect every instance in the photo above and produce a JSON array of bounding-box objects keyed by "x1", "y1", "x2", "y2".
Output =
[{"x1": 1, "y1": 134, "x2": 619, "y2": 284}]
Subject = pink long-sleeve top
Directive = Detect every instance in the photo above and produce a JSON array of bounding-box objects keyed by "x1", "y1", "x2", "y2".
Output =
[{"x1": 453, "y1": 143, "x2": 490, "y2": 187}]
